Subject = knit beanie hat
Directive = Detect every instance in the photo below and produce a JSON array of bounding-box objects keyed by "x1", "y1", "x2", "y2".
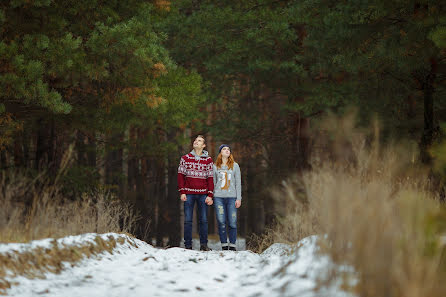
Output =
[{"x1": 218, "y1": 144, "x2": 231, "y2": 154}]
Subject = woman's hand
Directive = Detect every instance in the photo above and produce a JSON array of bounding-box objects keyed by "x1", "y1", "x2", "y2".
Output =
[{"x1": 235, "y1": 200, "x2": 241, "y2": 208}]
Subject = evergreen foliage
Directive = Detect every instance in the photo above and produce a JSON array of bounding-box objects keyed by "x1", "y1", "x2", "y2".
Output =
[{"x1": 1, "y1": 0, "x2": 446, "y2": 244}]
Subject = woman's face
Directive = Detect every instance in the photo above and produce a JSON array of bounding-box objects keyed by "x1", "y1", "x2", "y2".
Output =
[{"x1": 221, "y1": 146, "x2": 231, "y2": 157}]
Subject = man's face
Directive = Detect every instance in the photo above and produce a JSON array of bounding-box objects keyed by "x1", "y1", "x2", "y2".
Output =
[
  {"x1": 193, "y1": 137, "x2": 206, "y2": 150},
  {"x1": 221, "y1": 147, "x2": 231, "y2": 157}
]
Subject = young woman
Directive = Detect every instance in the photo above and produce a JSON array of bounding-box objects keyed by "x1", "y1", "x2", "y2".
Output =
[{"x1": 213, "y1": 144, "x2": 242, "y2": 251}]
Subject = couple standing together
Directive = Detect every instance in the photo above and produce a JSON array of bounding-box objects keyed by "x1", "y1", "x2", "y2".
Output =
[{"x1": 177, "y1": 135, "x2": 242, "y2": 251}]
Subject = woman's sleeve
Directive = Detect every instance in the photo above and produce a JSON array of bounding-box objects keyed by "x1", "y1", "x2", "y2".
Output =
[
  {"x1": 213, "y1": 165, "x2": 217, "y2": 188},
  {"x1": 235, "y1": 163, "x2": 242, "y2": 201}
]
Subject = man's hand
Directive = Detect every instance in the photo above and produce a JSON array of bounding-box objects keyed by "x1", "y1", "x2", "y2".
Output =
[
  {"x1": 235, "y1": 200, "x2": 241, "y2": 208},
  {"x1": 205, "y1": 196, "x2": 213, "y2": 205},
  {"x1": 180, "y1": 194, "x2": 187, "y2": 201}
]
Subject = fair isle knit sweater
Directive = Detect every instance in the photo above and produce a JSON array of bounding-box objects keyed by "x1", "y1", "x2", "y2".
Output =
[{"x1": 177, "y1": 150, "x2": 214, "y2": 197}]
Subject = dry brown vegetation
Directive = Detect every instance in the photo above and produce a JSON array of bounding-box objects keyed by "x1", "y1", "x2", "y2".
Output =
[
  {"x1": 263, "y1": 112, "x2": 446, "y2": 297},
  {"x1": 0, "y1": 170, "x2": 138, "y2": 243},
  {"x1": 0, "y1": 234, "x2": 139, "y2": 295},
  {"x1": 0, "y1": 168, "x2": 140, "y2": 295}
]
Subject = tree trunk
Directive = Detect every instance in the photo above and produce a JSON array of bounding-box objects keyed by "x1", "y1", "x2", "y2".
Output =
[
  {"x1": 22, "y1": 127, "x2": 30, "y2": 169},
  {"x1": 106, "y1": 133, "x2": 123, "y2": 187},
  {"x1": 76, "y1": 130, "x2": 87, "y2": 166},
  {"x1": 35, "y1": 118, "x2": 47, "y2": 170},
  {"x1": 0, "y1": 149, "x2": 7, "y2": 169},
  {"x1": 155, "y1": 154, "x2": 168, "y2": 247},
  {"x1": 166, "y1": 149, "x2": 181, "y2": 247},
  {"x1": 96, "y1": 132, "x2": 106, "y2": 185},
  {"x1": 13, "y1": 132, "x2": 23, "y2": 167},
  {"x1": 47, "y1": 118, "x2": 55, "y2": 171},
  {"x1": 420, "y1": 72, "x2": 436, "y2": 164},
  {"x1": 87, "y1": 134, "x2": 96, "y2": 168},
  {"x1": 145, "y1": 156, "x2": 158, "y2": 243},
  {"x1": 246, "y1": 156, "x2": 263, "y2": 242}
]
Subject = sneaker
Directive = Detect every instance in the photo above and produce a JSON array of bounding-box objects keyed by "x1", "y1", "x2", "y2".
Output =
[
  {"x1": 229, "y1": 246, "x2": 236, "y2": 251},
  {"x1": 185, "y1": 246, "x2": 192, "y2": 250},
  {"x1": 200, "y1": 245, "x2": 212, "y2": 251},
  {"x1": 222, "y1": 246, "x2": 229, "y2": 251}
]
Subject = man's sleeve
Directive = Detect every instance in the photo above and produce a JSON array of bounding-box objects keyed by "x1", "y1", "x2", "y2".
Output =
[
  {"x1": 206, "y1": 160, "x2": 214, "y2": 198},
  {"x1": 178, "y1": 157, "x2": 186, "y2": 195}
]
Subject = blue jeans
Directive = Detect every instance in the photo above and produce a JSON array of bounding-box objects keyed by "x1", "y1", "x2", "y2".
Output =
[
  {"x1": 214, "y1": 197, "x2": 237, "y2": 244},
  {"x1": 183, "y1": 194, "x2": 208, "y2": 247}
]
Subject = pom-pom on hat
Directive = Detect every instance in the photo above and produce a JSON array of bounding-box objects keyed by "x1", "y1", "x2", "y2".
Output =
[{"x1": 218, "y1": 144, "x2": 231, "y2": 154}]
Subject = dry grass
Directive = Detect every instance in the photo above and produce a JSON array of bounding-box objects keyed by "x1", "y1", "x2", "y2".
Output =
[
  {"x1": 266, "y1": 112, "x2": 446, "y2": 297},
  {"x1": 0, "y1": 171, "x2": 138, "y2": 243},
  {"x1": 0, "y1": 169, "x2": 140, "y2": 295},
  {"x1": 0, "y1": 234, "x2": 139, "y2": 295}
]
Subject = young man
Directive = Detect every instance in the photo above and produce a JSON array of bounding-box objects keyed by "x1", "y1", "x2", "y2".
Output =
[{"x1": 178, "y1": 135, "x2": 214, "y2": 251}]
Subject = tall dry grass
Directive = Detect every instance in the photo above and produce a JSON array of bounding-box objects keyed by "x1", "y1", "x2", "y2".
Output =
[
  {"x1": 0, "y1": 170, "x2": 138, "y2": 243},
  {"x1": 268, "y1": 112, "x2": 446, "y2": 297},
  {"x1": 0, "y1": 168, "x2": 140, "y2": 294}
]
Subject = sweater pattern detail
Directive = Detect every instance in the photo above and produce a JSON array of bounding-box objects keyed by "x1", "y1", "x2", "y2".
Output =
[{"x1": 177, "y1": 150, "x2": 214, "y2": 197}]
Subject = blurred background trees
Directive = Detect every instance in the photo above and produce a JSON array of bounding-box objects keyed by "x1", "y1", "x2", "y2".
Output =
[{"x1": 1, "y1": 0, "x2": 446, "y2": 246}]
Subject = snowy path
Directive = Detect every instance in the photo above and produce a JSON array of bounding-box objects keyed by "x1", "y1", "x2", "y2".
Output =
[{"x1": 3, "y1": 234, "x2": 354, "y2": 297}]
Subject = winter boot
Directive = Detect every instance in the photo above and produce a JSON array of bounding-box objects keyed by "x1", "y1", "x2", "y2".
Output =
[{"x1": 200, "y1": 245, "x2": 212, "y2": 251}]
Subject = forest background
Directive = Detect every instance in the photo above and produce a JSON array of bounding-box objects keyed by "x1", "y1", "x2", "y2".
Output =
[{"x1": 1, "y1": 0, "x2": 446, "y2": 248}]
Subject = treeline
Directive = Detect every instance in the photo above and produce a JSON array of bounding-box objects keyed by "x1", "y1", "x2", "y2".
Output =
[
  {"x1": 162, "y1": 0, "x2": 446, "y2": 235},
  {"x1": 1, "y1": 0, "x2": 446, "y2": 245},
  {"x1": 0, "y1": 0, "x2": 205, "y2": 245}
]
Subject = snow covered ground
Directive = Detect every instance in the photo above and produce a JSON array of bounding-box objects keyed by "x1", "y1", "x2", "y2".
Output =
[{"x1": 1, "y1": 233, "x2": 355, "y2": 297}]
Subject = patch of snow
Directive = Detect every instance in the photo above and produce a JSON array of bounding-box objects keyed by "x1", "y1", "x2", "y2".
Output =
[
  {"x1": 152, "y1": 238, "x2": 246, "y2": 251},
  {"x1": 261, "y1": 242, "x2": 294, "y2": 257},
  {"x1": 0, "y1": 233, "x2": 125, "y2": 254},
  {"x1": 2, "y1": 234, "x2": 355, "y2": 297}
]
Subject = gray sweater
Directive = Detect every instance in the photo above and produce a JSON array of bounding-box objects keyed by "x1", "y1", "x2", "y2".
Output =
[{"x1": 213, "y1": 163, "x2": 242, "y2": 200}]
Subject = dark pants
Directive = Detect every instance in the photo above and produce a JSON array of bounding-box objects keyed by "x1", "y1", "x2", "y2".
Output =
[
  {"x1": 183, "y1": 194, "x2": 208, "y2": 247},
  {"x1": 213, "y1": 197, "x2": 237, "y2": 244}
]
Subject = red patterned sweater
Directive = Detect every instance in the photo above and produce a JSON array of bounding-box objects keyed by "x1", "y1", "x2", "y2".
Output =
[{"x1": 177, "y1": 150, "x2": 214, "y2": 197}]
